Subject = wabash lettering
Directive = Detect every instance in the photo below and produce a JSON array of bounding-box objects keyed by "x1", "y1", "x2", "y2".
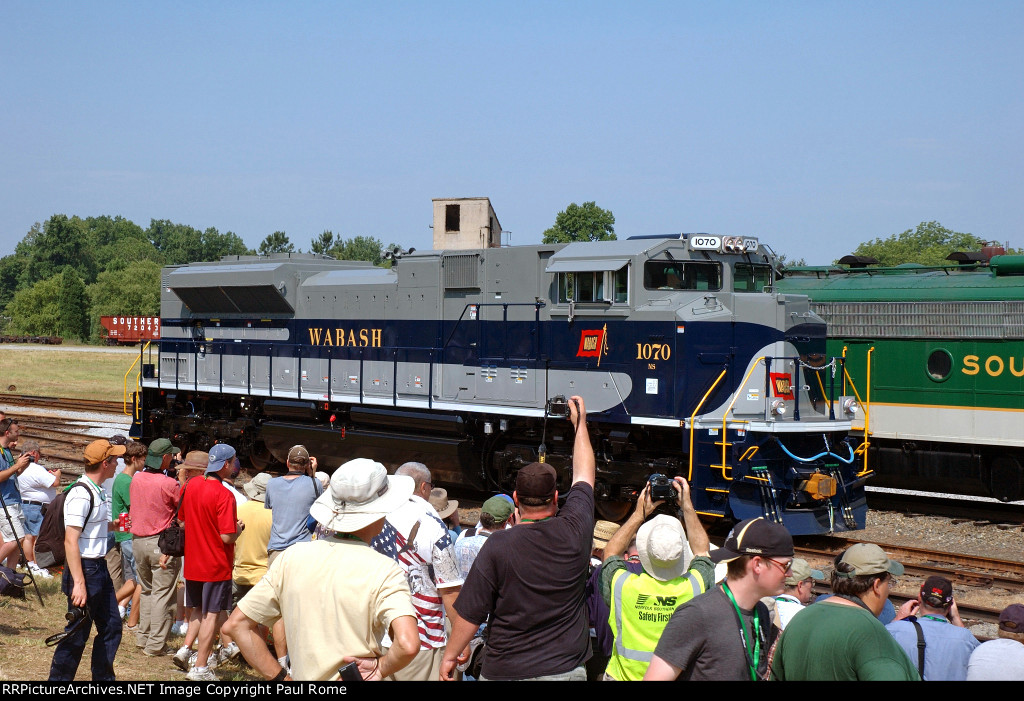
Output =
[{"x1": 308, "y1": 327, "x2": 383, "y2": 347}]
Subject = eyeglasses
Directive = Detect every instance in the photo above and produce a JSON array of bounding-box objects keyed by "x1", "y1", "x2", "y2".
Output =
[{"x1": 765, "y1": 558, "x2": 794, "y2": 574}]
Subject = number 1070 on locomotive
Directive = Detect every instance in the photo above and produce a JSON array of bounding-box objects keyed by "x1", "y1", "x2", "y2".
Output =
[{"x1": 135, "y1": 232, "x2": 868, "y2": 535}]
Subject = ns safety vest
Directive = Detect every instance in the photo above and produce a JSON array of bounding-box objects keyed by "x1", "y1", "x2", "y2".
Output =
[{"x1": 606, "y1": 566, "x2": 706, "y2": 681}]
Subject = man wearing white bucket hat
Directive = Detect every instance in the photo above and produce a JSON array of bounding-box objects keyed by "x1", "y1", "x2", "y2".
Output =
[
  {"x1": 223, "y1": 458, "x2": 419, "y2": 681},
  {"x1": 598, "y1": 476, "x2": 714, "y2": 681}
]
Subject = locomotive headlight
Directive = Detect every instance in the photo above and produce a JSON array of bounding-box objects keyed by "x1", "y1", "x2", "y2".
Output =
[
  {"x1": 770, "y1": 399, "x2": 787, "y2": 416},
  {"x1": 840, "y1": 397, "x2": 859, "y2": 416}
]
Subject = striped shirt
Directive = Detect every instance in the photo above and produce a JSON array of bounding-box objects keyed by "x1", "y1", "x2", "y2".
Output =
[{"x1": 64, "y1": 477, "x2": 110, "y2": 558}]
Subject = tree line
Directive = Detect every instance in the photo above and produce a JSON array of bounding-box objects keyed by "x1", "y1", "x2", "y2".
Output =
[
  {"x1": 0, "y1": 215, "x2": 395, "y2": 342},
  {"x1": 0, "y1": 207, "x2": 1008, "y2": 343}
]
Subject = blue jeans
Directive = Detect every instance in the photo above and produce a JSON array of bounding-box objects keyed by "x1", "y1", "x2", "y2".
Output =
[{"x1": 48, "y1": 557, "x2": 122, "y2": 681}]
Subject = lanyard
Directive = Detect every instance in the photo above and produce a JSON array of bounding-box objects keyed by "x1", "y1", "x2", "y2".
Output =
[
  {"x1": 722, "y1": 583, "x2": 762, "y2": 681},
  {"x1": 921, "y1": 614, "x2": 948, "y2": 623},
  {"x1": 519, "y1": 516, "x2": 552, "y2": 523},
  {"x1": 833, "y1": 594, "x2": 873, "y2": 612}
]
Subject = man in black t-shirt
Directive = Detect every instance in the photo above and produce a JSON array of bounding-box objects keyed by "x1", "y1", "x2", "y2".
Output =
[{"x1": 440, "y1": 395, "x2": 595, "y2": 681}]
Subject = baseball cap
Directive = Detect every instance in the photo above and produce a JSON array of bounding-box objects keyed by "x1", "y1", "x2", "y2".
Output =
[
  {"x1": 835, "y1": 543, "x2": 905, "y2": 577},
  {"x1": 785, "y1": 558, "x2": 825, "y2": 586},
  {"x1": 999, "y1": 604, "x2": 1024, "y2": 633},
  {"x1": 206, "y1": 443, "x2": 236, "y2": 473},
  {"x1": 145, "y1": 438, "x2": 180, "y2": 469},
  {"x1": 516, "y1": 462, "x2": 557, "y2": 501},
  {"x1": 481, "y1": 495, "x2": 513, "y2": 524},
  {"x1": 710, "y1": 517, "x2": 794, "y2": 564},
  {"x1": 920, "y1": 575, "x2": 953, "y2": 608},
  {"x1": 84, "y1": 439, "x2": 127, "y2": 466},
  {"x1": 287, "y1": 445, "x2": 309, "y2": 467}
]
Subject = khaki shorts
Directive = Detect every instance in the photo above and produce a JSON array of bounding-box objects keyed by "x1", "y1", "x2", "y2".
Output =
[{"x1": 0, "y1": 503, "x2": 26, "y2": 542}]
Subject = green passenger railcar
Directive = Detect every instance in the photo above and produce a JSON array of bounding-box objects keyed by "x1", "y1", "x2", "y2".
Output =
[{"x1": 777, "y1": 255, "x2": 1024, "y2": 502}]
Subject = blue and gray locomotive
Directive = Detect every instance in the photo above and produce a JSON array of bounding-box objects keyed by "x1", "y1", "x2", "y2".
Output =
[{"x1": 134, "y1": 234, "x2": 868, "y2": 534}]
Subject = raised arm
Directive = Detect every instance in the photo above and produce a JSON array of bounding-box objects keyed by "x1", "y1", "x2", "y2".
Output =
[{"x1": 567, "y1": 395, "x2": 595, "y2": 488}]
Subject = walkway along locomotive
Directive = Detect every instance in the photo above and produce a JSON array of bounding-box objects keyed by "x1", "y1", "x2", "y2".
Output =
[
  {"x1": 132, "y1": 234, "x2": 868, "y2": 534},
  {"x1": 778, "y1": 253, "x2": 1024, "y2": 503}
]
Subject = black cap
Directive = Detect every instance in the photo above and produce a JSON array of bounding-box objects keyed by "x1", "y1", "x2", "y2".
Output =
[{"x1": 710, "y1": 517, "x2": 794, "y2": 563}]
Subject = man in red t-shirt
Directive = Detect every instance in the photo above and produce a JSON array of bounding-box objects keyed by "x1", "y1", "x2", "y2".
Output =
[{"x1": 179, "y1": 443, "x2": 243, "y2": 681}]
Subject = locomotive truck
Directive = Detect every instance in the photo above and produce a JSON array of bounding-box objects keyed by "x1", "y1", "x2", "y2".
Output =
[{"x1": 132, "y1": 234, "x2": 869, "y2": 534}]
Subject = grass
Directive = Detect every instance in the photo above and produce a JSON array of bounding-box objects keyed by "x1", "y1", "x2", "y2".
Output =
[
  {"x1": 0, "y1": 570, "x2": 260, "y2": 681},
  {"x1": 0, "y1": 346, "x2": 137, "y2": 402}
]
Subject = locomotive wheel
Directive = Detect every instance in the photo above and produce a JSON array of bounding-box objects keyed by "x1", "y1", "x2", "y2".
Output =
[
  {"x1": 595, "y1": 500, "x2": 632, "y2": 522},
  {"x1": 989, "y1": 455, "x2": 1023, "y2": 503},
  {"x1": 248, "y1": 443, "x2": 273, "y2": 472}
]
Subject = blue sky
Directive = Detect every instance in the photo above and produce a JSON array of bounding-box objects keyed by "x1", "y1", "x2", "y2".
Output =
[{"x1": 2, "y1": 1, "x2": 1021, "y2": 263}]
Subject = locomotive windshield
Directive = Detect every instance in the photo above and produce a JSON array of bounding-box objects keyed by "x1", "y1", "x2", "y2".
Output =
[
  {"x1": 643, "y1": 261, "x2": 722, "y2": 291},
  {"x1": 733, "y1": 263, "x2": 773, "y2": 292}
]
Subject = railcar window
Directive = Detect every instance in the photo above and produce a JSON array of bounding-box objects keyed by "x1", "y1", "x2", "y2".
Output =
[
  {"x1": 927, "y1": 349, "x2": 953, "y2": 381},
  {"x1": 643, "y1": 261, "x2": 722, "y2": 291},
  {"x1": 734, "y1": 263, "x2": 773, "y2": 292}
]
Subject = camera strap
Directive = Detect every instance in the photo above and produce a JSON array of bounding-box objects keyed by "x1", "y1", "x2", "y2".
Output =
[{"x1": 45, "y1": 608, "x2": 93, "y2": 647}]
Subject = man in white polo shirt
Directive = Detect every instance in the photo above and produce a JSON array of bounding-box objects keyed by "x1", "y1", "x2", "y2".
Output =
[{"x1": 48, "y1": 438, "x2": 126, "y2": 681}]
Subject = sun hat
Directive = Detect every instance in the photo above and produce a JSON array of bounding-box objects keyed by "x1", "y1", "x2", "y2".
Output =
[
  {"x1": 428, "y1": 487, "x2": 459, "y2": 519},
  {"x1": 592, "y1": 520, "x2": 620, "y2": 551},
  {"x1": 636, "y1": 515, "x2": 693, "y2": 581},
  {"x1": 243, "y1": 472, "x2": 272, "y2": 502},
  {"x1": 308, "y1": 458, "x2": 414, "y2": 533}
]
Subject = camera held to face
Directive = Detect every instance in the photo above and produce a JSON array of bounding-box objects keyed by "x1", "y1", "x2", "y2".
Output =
[{"x1": 648, "y1": 473, "x2": 675, "y2": 502}]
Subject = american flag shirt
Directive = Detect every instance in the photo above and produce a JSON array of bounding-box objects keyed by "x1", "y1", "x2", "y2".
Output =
[{"x1": 371, "y1": 496, "x2": 463, "y2": 649}]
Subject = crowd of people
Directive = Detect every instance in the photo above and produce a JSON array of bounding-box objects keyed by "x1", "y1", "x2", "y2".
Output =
[{"x1": 0, "y1": 400, "x2": 1022, "y2": 682}]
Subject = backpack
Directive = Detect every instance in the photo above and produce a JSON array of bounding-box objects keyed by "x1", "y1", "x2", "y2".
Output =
[
  {"x1": 34, "y1": 482, "x2": 94, "y2": 568},
  {"x1": 0, "y1": 563, "x2": 28, "y2": 598}
]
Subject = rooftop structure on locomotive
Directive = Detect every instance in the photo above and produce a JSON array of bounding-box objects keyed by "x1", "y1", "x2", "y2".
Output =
[
  {"x1": 778, "y1": 252, "x2": 1024, "y2": 503},
  {"x1": 134, "y1": 225, "x2": 868, "y2": 534}
]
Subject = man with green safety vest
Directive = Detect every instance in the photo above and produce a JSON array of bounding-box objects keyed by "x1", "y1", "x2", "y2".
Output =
[{"x1": 599, "y1": 476, "x2": 714, "y2": 681}]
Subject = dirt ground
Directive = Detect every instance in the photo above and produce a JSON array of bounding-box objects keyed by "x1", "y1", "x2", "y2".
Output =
[{"x1": 0, "y1": 576, "x2": 260, "y2": 682}]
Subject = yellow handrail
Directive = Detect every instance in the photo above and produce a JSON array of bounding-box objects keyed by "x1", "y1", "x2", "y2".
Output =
[
  {"x1": 857, "y1": 346, "x2": 874, "y2": 476},
  {"x1": 123, "y1": 342, "x2": 150, "y2": 417},
  {"x1": 688, "y1": 368, "x2": 728, "y2": 482},
  {"x1": 719, "y1": 357, "x2": 766, "y2": 476}
]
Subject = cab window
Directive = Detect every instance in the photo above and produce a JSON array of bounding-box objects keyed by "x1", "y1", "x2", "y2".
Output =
[{"x1": 557, "y1": 267, "x2": 628, "y2": 303}]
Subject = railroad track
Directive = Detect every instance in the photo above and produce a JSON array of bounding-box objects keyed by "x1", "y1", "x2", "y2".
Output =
[
  {"x1": 793, "y1": 535, "x2": 1021, "y2": 631},
  {"x1": 0, "y1": 393, "x2": 127, "y2": 416}
]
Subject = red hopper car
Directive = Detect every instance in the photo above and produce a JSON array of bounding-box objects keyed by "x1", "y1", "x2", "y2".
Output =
[{"x1": 100, "y1": 316, "x2": 161, "y2": 345}]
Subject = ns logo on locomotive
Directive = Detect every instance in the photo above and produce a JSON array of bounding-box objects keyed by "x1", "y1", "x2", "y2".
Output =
[{"x1": 134, "y1": 223, "x2": 868, "y2": 535}]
